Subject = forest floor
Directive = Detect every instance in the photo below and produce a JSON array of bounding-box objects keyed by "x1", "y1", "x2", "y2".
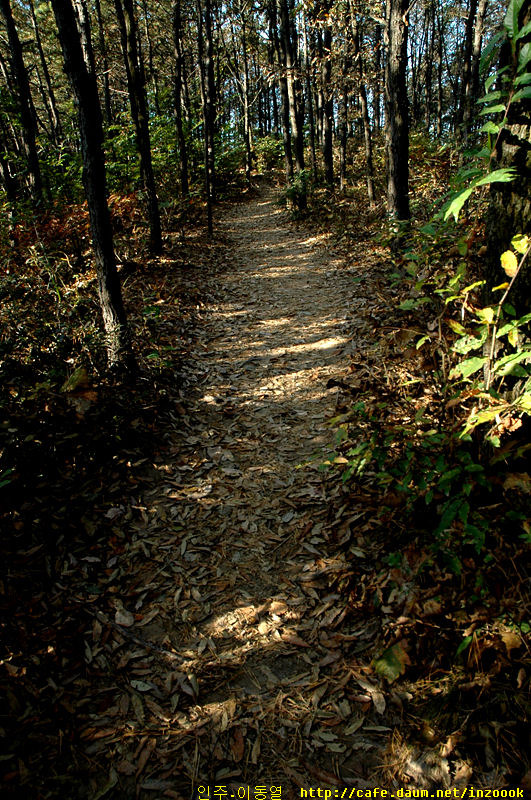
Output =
[{"x1": 2, "y1": 184, "x2": 529, "y2": 798}]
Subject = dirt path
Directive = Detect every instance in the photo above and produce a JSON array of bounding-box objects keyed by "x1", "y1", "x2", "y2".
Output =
[{"x1": 78, "y1": 189, "x2": 389, "y2": 796}]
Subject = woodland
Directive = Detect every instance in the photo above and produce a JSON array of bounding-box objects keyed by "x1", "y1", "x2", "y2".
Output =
[{"x1": 0, "y1": 0, "x2": 530, "y2": 794}]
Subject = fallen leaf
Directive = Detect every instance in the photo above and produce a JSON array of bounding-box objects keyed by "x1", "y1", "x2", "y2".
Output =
[
  {"x1": 373, "y1": 641, "x2": 411, "y2": 683},
  {"x1": 230, "y1": 727, "x2": 245, "y2": 762}
]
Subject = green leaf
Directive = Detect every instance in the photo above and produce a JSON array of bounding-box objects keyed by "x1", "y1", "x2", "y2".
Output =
[
  {"x1": 450, "y1": 356, "x2": 485, "y2": 380},
  {"x1": 512, "y1": 86, "x2": 531, "y2": 103},
  {"x1": 399, "y1": 297, "x2": 431, "y2": 311},
  {"x1": 465, "y1": 406, "x2": 502, "y2": 428},
  {"x1": 504, "y1": 0, "x2": 524, "y2": 38},
  {"x1": 456, "y1": 634, "x2": 473, "y2": 657},
  {"x1": 444, "y1": 188, "x2": 474, "y2": 222},
  {"x1": 484, "y1": 73, "x2": 498, "y2": 92},
  {"x1": 453, "y1": 332, "x2": 487, "y2": 355},
  {"x1": 374, "y1": 643, "x2": 410, "y2": 684},
  {"x1": 515, "y1": 19, "x2": 531, "y2": 40},
  {"x1": 477, "y1": 90, "x2": 506, "y2": 104},
  {"x1": 480, "y1": 121, "x2": 500, "y2": 134},
  {"x1": 448, "y1": 319, "x2": 467, "y2": 335},
  {"x1": 480, "y1": 32, "x2": 505, "y2": 73},
  {"x1": 476, "y1": 306, "x2": 495, "y2": 324},
  {"x1": 493, "y1": 349, "x2": 531, "y2": 376},
  {"x1": 474, "y1": 168, "x2": 516, "y2": 187},
  {"x1": 518, "y1": 42, "x2": 531, "y2": 72},
  {"x1": 479, "y1": 104, "x2": 507, "y2": 115},
  {"x1": 511, "y1": 234, "x2": 530, "y2": 253},
  {"x1": 514, "y1": 72, "x2": 531, "y2": 86}
]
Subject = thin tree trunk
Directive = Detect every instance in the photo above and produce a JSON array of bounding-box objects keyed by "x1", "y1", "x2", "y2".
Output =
[
  {"x1": 339, "y1": 79, "x2": 348, "y2": 192},
  {"x1": 73, "y1": 0, "x2": 96, "y2": 73},
  {"x1": 172, "y1": 0, "x2": 189, "y2": 196},
  {"x1": 114, "y1": 0, "x2": 162, "y2": 253},
  {"x1": 384, "y1": 0, "x2": 410, "y2": 227},
  {"x1": 462, "y1": 0, "x2": 488, "y2": 139},
  {"x1": 0, "y1": 0, "x2": 42, "y2": 201},
  {"x1": 485, "y1": 2, "x2": 530, "y2": 315},
  {"x1": 303, "y1": 9, "x2": 317, "y2": 181},
  {"x1": 373, "y1": 24, "x2": 382, "y2": 132},
  {"x1": 240, "y1": 3, "x2": 253, "y2": 186},
  {"x1": 50, "y1": 0, "x2": 133, "y2": 371},
  {"x1": 29, "y1": 0, "x2": 62, "y2": 143},
  {"x1": 321, "y1": 24, "x2": 334, "y2": 186},
  {"x1": 268, "y1": 0, "x2": 293, "y2": 180},
  {"x1": 140, "y1": 0, "x2": 160, "y2": 115},
  {"x1": 350, "y1": 4, "x2": 375, "y2": 206},
  {"x1": 94, "y1": 0, "x2": 113, "y2": 125},
  {"x1": 197, "y1": 0, "x2": 216, "y2": 235},
  {"x1": 279, "y1": 0, "x2": 305, "y2": 178}
]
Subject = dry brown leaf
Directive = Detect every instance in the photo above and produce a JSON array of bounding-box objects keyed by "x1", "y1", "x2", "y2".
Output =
[
  {"x1": 501, "y1": 630, "x2": 521, "y2": 655},
  {"x1": 136, "y1": 737, "x2": 157, "y2": 777},
  {"x1": 230, "y1": 727, "x2": 245, "y2": 762},
  {"x1": 281, "y1": 632, "x2": 310, "y2": 647}
]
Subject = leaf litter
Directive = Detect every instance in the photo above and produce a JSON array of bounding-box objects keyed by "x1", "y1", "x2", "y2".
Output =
[{"x1": 0, "y1": 186, "x2": 529, "y2": 797}]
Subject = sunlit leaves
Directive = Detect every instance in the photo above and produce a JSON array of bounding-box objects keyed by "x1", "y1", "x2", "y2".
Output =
[
  {"x1": 511, "y1": 234, "x2": 530, "y2": 254},
  {"x1": 501, "y1": 250, "x2": 518, "y2": 277},
  {"x1": 449, "y1": 356, "x2": 485, "y2": 380},
  {"x1": 443, "y1": 170, "x2": 515, "y2": 223}
]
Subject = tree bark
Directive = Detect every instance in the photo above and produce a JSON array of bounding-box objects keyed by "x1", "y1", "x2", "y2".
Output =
[
  {"x1": 197, "y1": 0, "x2": 216, "y2": 235},
  {"x1": 349, "y1": 4, "x2": 375, "y2": 206},
  {"x1": 50, "y1": 0, "x2": 134, "y2": 371},
  {"x1": 321, "y1": 23, "x2": 334, "y2": 186},
  {"x1": 485, "y1": 4, "x2": 531, "y2": 313},
  {"x1": 0, "y1": 0, "x2": 43, "y2": 202},
  {"x1": 172, "y1": 0, "x2": 189, "y2": 196},
  {"x1": 268, "y1": 0, "x2": 293, "y2": 180},
  {"x1": 114, "y1": 0, "x2": 162, "y2": 253},
  {"x1": 279, "y1": 0, "x2": 305, "y2": 187},
  {"x1": 29, "y1": 0, "x2": 62, "y2": 144},
  {"x1": 94, "y1": 0, "x2": 113, "y2": 125},
  {"x1": 384, "y1": 0, "x2": 410, "y2": 226}
]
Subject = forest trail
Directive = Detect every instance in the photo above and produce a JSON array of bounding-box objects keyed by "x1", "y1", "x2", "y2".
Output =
[{"x1": 99, "y1": 188, "x2": 386, "y2": 793}]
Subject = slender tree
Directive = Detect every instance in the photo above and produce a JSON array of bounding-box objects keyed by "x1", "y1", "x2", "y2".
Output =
[
  {"x1": 197, "y1": 0, "x2": 216, "y2": 235},
  {"x1": 114, "y1": 0, "x2": 162, "y2": 253},
  {"x1": 50, "y1": 0, "x2": 134, "y2": 371},
  {"x1": 485, "y1": 1, "x2": 530, "y2": 312},
  {"x1": 384, "y1": 0, "x2": 410, "y2": 228},
  {"x1": 172, "y1": 0, "x2": 189, "y2": 196},
  {"x1": 0, "y1": 0, "x2": 43, "y2": 201}
]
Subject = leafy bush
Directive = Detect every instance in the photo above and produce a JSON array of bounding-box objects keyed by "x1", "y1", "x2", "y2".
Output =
[{"x1": 253, "y1": 135, "x2": 284, "y2": 172}]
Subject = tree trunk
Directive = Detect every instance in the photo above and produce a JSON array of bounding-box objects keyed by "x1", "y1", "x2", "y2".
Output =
[
  {"x1": 462, "y1": 0, "x2": 489, "y2": 141},
  {"x1": 268, "y1": 0, "x2": 293, "y2": 180},
  {"x1": 240, "y1": 3, "x2": 253, "y2": 186},
  {"x1": 321, "y1": 24, "x2": 334, "y2": 186},
  {"x1": 94, "y1": 0, "x2": 113, "y2": 126},
  {"x1": 114, "y1": 0, "x2": 162, "y2": 253},
  {"x1": 29, "y1": 0, "x2": 62, "y2": 144},
  {"x1": 50, "y1": 0, "x2": 133, "y2": 372},
  {"x1": 172, "y1": 0, "x2": 189, "y2": 196},
  {"x1": 384, "y1": 0, "x2": 410, "y2": 226},
  {"x1": 141, "y1": 0, "x2": 160, "y2": 115},
  {"x1": 279, "y1": 0, "x2": 305, "y2": 188},
  {"x1": 303, "y1": 9, "x2": 317, "y2": 182},
  {"x1": 339, "y1": 79, "x2": 348, "y2": 192},
  {"x1": 349, "y1": 5, "x2": 375, "y2": 207},
  {"x1": 485, "y1": 4, "x2": 531, "y2": 313},
  {"x1": 0, "y1": 0, "x2": 43, "y2": 202},
  {"x1": 197, "y1": 0, "x2": 216, "y2": 235},
  {"x1": 373, "y1": 24, "x2": 382, "y2": 132}
]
